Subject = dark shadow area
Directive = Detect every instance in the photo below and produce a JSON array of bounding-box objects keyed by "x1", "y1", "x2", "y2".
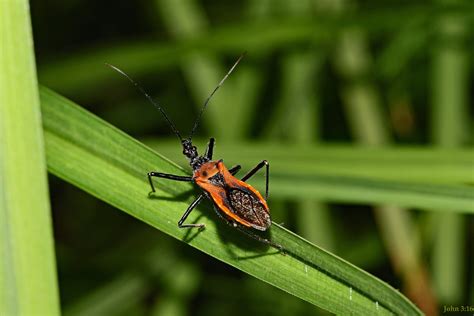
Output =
[
  {"x1": 147, "y1": 188, "x2": 196, "y2": 201},
  {"x1": 181, "y1": 213, "x2": 206, "y2": 244}
]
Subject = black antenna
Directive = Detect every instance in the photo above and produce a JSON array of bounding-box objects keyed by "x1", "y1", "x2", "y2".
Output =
[
  {"x1": 106, "y1": 63, "x2": 183, "y2": 141},
  {"x1": 189, "y1": 53, "x2": 246, "y2": 139}
]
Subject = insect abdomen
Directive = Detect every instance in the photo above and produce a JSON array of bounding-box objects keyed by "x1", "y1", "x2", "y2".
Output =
[{"x1": 228, "y1": 188, "x2": 271, "y2": 231}]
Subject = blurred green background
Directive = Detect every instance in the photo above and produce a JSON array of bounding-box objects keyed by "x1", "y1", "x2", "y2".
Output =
[{"x1": 31, "y1": 0, "x2": 472, "y2": 315}]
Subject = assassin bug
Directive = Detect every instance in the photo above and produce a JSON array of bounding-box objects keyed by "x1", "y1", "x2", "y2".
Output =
[{"x1": 108, "y1": 54, "x2": 281, "y2": 250}]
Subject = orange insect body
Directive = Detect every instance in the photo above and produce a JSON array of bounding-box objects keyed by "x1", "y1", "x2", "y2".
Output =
[
  {"x1": 110, "y1": 53, "x2": 279, "y2": 249},
  {"x1": 194, "y1": 160, "x2": 271, "y2": 231}
]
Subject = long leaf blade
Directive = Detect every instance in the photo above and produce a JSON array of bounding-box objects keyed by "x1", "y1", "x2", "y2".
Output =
[
  {"x1": 0, "y1": 2, "x2": 60, "y2": 315},
  {"x1": 41, "y1": 86, "x2": 421, "y2": 315},
  {"x1": 149, "y1": 140, "x2": 474, "y2": 212}
]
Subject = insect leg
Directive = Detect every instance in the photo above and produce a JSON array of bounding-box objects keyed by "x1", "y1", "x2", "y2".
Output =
[
  {"x1": 204, "y1": 137, "x2": 215, "y2": 159},
  {"x1": 241, "y1": 160, "x2": 269, "y2": 201},
  {"x1": 233, "y1": 224, "x2": 283, "y2": 252},
  {"x1": 178, "y1": 194, "x2": 205, "y2": 228},
  {"x1": 228, "y1": 164, "x2": 241, "y2": 175},
  {"x1": 147, "y1": 172, "x2": 192, "y2": 193}
]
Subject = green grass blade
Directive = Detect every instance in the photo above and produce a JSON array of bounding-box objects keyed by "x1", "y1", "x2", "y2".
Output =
[
  {"x1": 148, "y1": 140, "x2": 474, "y2": 212},
  {"x1": 431, "y1": 1, "x2": 470, "y2": 303},
  {"x1": 333, "y1": 16, "x2": 436, "y2": 314},
  {"x1": 41, "y1": 86, "x2": 422, "y2": 315},
  {"x1": 148, "y1": 140, "x2": 474, "y2": 184},
  {"x1": 155, "y1": 0, "x2": 262, "y2": 140},
  {"x1": 0, "y1": 2, "x2": 60, "y2": 315}
]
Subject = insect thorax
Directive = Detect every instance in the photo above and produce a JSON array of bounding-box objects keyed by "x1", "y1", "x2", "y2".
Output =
[{"x1": 208, "y1": 172, "x2": 225, "y2": 187}]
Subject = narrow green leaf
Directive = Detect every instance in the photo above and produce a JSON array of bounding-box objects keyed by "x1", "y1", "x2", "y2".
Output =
[
  {"x1": 41, "y1": 86, "x2": 421, "y2": 315},
  {"x1": 155, "y1": 0, "x2": 263, "y2": 140},
  {"x1": 148, "y1": 139, "x2": 474, "y2": 184},
  {"x1": 0, "y1": 2, "x2": 60, "y2": 315},
  {"x1": 431, "y1": 0, "x2": 470, "y2": 303},
  {"x1": 148, "y1": 140, "x2": 474, "y2": 212}
]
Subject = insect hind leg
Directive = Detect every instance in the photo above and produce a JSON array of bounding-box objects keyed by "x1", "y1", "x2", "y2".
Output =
[
  {"x1": 241, "y1": 160, "x2": 269, "y2": 201},
  {"x1": 232, "y1": 222, "x2": 283, "y2": 252}
]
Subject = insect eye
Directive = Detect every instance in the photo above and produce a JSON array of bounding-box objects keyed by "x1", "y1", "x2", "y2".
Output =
[{"x1": 202, "y1": 171, "x2": 208, "y2": 177}]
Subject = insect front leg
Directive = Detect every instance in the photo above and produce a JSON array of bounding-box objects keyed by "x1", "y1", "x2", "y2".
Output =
[
  {"x1": 147, "y1": 172, "x2": 193, "y2": 193},
  {"x1": 241, "y1": 160, "x2": 269, "y2": 201}
]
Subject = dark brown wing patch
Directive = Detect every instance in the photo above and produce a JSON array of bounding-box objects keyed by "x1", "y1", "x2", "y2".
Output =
[
  {"x1": 208, "y1": 172, "x2": 225, "y2": 187},
  {"x1": 228, "y1": 188, "x2": 271, "y2": 231}
]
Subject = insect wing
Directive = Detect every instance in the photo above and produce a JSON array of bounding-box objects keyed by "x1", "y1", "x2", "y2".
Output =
[{"x1": 227, "y1": 186, "x2": 271, "y2": 231}]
